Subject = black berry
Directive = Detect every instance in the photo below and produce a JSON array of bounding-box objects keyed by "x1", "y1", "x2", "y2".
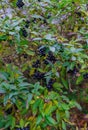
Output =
[
  {"x1": 47, "y1": 51, "x2": 56, "y2": 63},
  {"x1": 47, "y1": 79, "x2": 55, "y2": 90},
  {"x1": 77, "y1": 64, "x2": 81, "y2": 69},
  {"x1": 5, "y1": 107, "x2": 12, "y2": 114},
  {"x1": 67, "y1": 67, "x2": 78, "y2": 75},
  {"x1": 21, "y1": 28, "x2": 28, "y2": 37},
  {"x1": 16, "y1": 0, "x2": 24, "y2": 8},
  {"x1": 43, "y1": 19, "x2": 47, "y2": 24},
  {"x1": 43, "y1": 59, "x2": 49, "y2": 65},
  {"x1": 24, "y1": 126, "x2": 30, "y2": 130},
  {"x1": 38, "y1": 46, "x2": 47, "y2": 56},
  {"x1": 72, "y1": 67, "x2": 78, "y2": 74},
  {"x1": 32, "y1": 18, "x2": 36, "y2": 23},
  {"x1": 75, "y1": 12, "x2": 81, "y2": 17},
  {"x1": 26, "y1": 20, "x2": 30, "y2": 24},
  {"x1": 32, "y1": 60, "x2": 40, "y2": 68},
  {"x1": 83, "y1": 73, "x2": 88, "y2": 79},
  {"x1": 25, "y1": 20, "x2": 30, "y2": 28},
  {"x1": 33, "y1": 71, "x2": 45, "y2": 80},
  {"x1": 23, "y1": 54, "x2": 28, "y2": 58},
  {"x1": 47, "y1": 14, "x2": 51, "y2": 19}
]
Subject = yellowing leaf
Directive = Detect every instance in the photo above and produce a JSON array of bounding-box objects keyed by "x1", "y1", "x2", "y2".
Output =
[{"x1": 74, "y1": 26, "x2": 78, "y2": 32}]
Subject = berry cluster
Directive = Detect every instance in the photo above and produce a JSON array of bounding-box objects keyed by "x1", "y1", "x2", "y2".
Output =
[
  {"x1": 43, "y1": 19, "x2": 47, "y2": 24},
  {"x1": 43, "y1": 59, "x2": 49, "y2": 65},
  {"x1": 38, "y1": 46, "x2": 47, "y2": 56},
  {"x1": 33, "y1": 71, "x2": 45, "y2": 80},
  {"x1": 5, "y1": 108, "x2": 12, "y2": 115},
  {"x1": 32, "y1": 60, "x2": 40, "y2": 68},
  {"x1": 47, "y1": 51, "x2": 56, "y2": 63},
  {"x1": 83, "y1": 73, "x2": 88, "y2": 79},
  {"x1": 67, "y1": 67, "x2": 78, "y2": 75},
  {"x1": 47, "y1": 79, "x2": 55, "y2": 90},
  {"x1": 30, "y1": 46, "x2": 56, "y2": 89},
  {"x1": 75, "y1": 12, "x2": 82, "y2": 17},
  {"x1": 38, "y1": 46, "x2": 57, "y2": 64},
  {"x1": 16, "y1": 0, "x2": 24, "y2": 8},
  {"x1": 21, "y1": 28, "x2": 28, "y2": 37},
  {"x1": 32, "y1": 18, "x2": 37, "y2": 23},
  {"x1": 25, "y1": 20, "x2": 30, "y2": 28}
]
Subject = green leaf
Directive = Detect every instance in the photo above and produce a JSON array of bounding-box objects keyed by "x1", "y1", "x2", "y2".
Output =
[
  {"x1": 61, "y1": 103, "x2": 69, "y2": 111},
  {"x1": 20, "y1": 119, "x2": 24, "y2": 128},
  {"x1": 26, "y1": 50, "x2": 35, "y2": 56},
  {"x1": 33, "y1": 38, "x2": 42, "y2": 41},
  {"x1": 44, "y1": 102, "x2": 52, "y2": 116},
  {"x1": 0, "y1": 86, "x2": 5, "y2": 94},
  {"x1": 44, "y1": 34, "x2": 55, "y2": 41},
  {"x1": 32, "y1": 99, "x2": 41, "y2": 115},
  {"x1": 46, "y1": 116, "x2": 57, "y2": 125},
  {"x1": 56, "y1": 110, "x2": 60, "y2": 122},
  {"x1": 39, "y1": 100, "x2": 44, "y2": 117},
  {"x1": 53, "y1": 82, "x2": 63, "y2": 91},
  {"x1": 20, "y1": 40, "x2": 28, "y2": 45},
  {"x1": 4, "y1": 95, "x2": 9, "y2": 106},
  {"x1": 32, "y1": 14, "x2": 44, "y2": 19},
  {"x1": 19, "y1": 82, "x2": 30, "y2": 87},
  {"x1": 11, "y1": 117, "x2": 16, "y2": 129},
  {"x1": 65, "y1": 110, "x2": 70, "y2": 119},
  {"x1": 75, "y1": 102, "x2": 82, "y2": 110},
  {"x1": 27, "y1": 93, "x2": 33, "y2": 104},
  {"x1": 0, "y1": 35, "x2": 7, "y2": 41},
  {"x1": 4, "y1": 116, "x2": 15, "y2": 129},
  {"x1": 76, "y1": 75, "x2": 83, "y2": 85},
  {"x1": 61, "y1": 78, "x2": 69, "y2": 89},
  {"x1": 36, "y1": 115, "x2": 42, "y2": 125},
  {"x1": 62, "y1": 121, "x2": 66, "y2": 130},
  {"x1": 45, "y1": 91, "x2": 59, "y2": 100}
]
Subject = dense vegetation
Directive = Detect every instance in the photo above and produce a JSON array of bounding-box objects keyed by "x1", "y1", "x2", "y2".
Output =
[{"x1": 0, "y1": 0, "x2": 88, "y2": 129}]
